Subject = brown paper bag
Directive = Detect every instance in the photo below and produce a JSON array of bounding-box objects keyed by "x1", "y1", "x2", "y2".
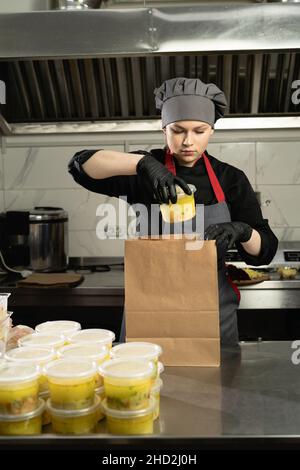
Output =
[{"x1": 125, "y1": 237, "x2": 220, "y2": 366}]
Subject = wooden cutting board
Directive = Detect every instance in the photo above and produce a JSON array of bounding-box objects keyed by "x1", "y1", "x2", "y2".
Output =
[{"x1": 17, "y1": 273, "x2": 84, "y2": 288}]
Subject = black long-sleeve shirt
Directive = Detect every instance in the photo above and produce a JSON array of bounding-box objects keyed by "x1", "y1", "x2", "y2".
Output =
[{"x1": 68, "y1": 148, "x2": 278, "y2": 266}]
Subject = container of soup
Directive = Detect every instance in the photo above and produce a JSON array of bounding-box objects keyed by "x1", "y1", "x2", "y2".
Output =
[
  {"x1": 57, "y1": 343, "x2": 109, "y2": 388},
  {"x1": 67, "y1": 329, "x2": 115, "y2": 350},
  {"x1": 18, "y1": 333, "x2": 65, "y2": 350},
  {"x1": 101, "y1": 397, "x2": 155, "y2": 435},
  {"x1": 5, "y1": 347, "x2": 56, "y2": 394},
  {"x1": 35, "y1": 320, "x2": 81, "y2": 337},
  {"x1": 111, "y1": 342, "x2": 162, "y2": 381},
  {"x1": 0, "y1": 397, "x2": 45, "y2": 435},
  {"x1": 44, "y1": 359, "x2": 97, "y2": 410},
  {"x1": 0, "y1": 363, "x2": 40, "y2": 415},
  {"x1": 99, "y1": 358, "x2": 154, "y2": 411},
  {"x1": 47, "y1": 396, "x2": 101, "y2": 434},
  {"x1": 160, "y1": 184, "x2": 196, "y2": 223}
]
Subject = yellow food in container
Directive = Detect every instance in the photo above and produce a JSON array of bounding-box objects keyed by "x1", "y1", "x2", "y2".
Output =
[
  {"x1": 5, "y1": 346, "x2": 56, "y2": 394},
  {"x1": 151, "y1": 378, "x2": 163, "y2": 420},
  {"x1": 101, "y1": 397, "x2": 155, "y2": 435},
  {"x1": 67, "y1": 328, "x2": 115, "y2": 350},
  {"x1": 47, "y1": 396, "x2": 101, "y2": 434},
  {"x1": 18, "y1": 333, "x2": 65, "y2": 351},
  {"x1": 160, "y1": 184, "x2": 196, "y2": 223},
  {"x1": 44, "y1": 359, "x2": 97, "y2": 410},
  {"x1": 35, "y1": 320, "x2": 81, "y2": 337},
  {"x1": 57, "y1": 343, "x2": 109, "y2": 388},
  {"x1": 0, "y1": 363, "x2": 40, "y2": 415},
  {"x1": 111, "y1": 342, "x2": 162, "y2": 382},
  {"x1": 0, "y1": 397, "x2": 45, "y2": 435},
  {"x1": 99, "y1": 358, "x2": 154, "y2": 411}
]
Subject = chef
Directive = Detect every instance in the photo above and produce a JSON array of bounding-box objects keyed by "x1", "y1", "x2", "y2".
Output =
[{"x1": 68, "y1": 77, "x2": 278, "y2": 346}]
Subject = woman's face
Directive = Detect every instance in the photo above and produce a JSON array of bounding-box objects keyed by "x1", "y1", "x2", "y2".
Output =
[{"x1": 163, "y1": 120, "x2": 214, "y2": 167}]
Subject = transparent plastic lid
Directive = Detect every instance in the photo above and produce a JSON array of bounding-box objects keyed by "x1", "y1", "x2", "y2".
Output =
[
  {"x1": 5, "y1": 347, "x2": 55, "y2": 363},
  {"x1": 58, "y1": 344, "x2": 108, "y2": 361},
  {"x1": 151, "y1": 378, "x2": 163, "y2": 394},
  {"x1": 111, "y1": 342, "x2": 162, "y2": 361},
  {"x1": 46, "y1": 395, "x2": 100, "y2": 417},
  {"x1": 99, "y1": 358, "x2": 154, "y2": 380},
  {"x1": 44, "y1": 359, "x2": 97, "y2": 380},
  {"x1": 101, "y1": 396, "x2": 155, "y2": 418},
  {"x1": 18, "y1": 333, "x2": 65, "y2": 349},
  {"x1": 68, "y1": 329, "x2": 115, "y2": 345},
  {"x1": 0, "y1": 397, "x2": 45, "y2": 421},
  {"x1": 0, "y1": 363, "x2": 40, "y2": 384},
  {"x1": 35, "y1": 320, "x2": 81, "y2": 335}
]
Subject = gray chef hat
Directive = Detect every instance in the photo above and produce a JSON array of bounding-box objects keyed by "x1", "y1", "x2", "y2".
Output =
[{"x1": 154, "y1": 77, "x2": 227, "y2": 128}]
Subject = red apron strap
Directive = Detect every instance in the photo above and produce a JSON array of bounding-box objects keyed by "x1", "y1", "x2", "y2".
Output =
[
  {"x1": 165, "y1": 148, "x2": 176, "y2": 175},
  {"x1": 226, "y1": 275, "x2": 241, "y2": 303},
  {"x1": 165, "y1": 148, "x2": 225, "y2": 203},
  {"x1": 203, "y1": 153, "x2": 225, "y2": 203}
]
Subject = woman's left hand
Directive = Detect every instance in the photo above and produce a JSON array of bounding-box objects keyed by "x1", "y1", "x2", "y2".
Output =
[{"x1": 204, "y1": 222, "x2": 253, "y2": 250}]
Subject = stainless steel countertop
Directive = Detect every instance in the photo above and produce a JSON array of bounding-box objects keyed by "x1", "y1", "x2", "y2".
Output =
[{"x1": 1, "y1": 341, "x2": 300, "y2": 450}]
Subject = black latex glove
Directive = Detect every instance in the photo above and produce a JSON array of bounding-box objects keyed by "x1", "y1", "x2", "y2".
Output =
[
  {"x1": 136, "y1": 154, "x2": 192, "y2": 204},
  {"x1": 204, "y1": 222, "x2": 253, "y2": 250}
]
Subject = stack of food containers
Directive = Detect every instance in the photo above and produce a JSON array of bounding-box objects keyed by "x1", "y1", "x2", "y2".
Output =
[
  {"x1": 110, "y1": 342, "x2": 163, "y2": 421},
  {"x1": 0, "y1": 363, "x2": 44, "y2": 435},
  {"x1": 5, "y1": 346, "x2": 57, "y2": 426},
  {"x1": 0, "y1": 315, "x2": 165, "y2": 436},
  {"x1": 98, "y1": 342, "x2": 163, "y2": 435},
  {"x1": 44, "y1": 326, "x2": 115, "y2": 434}
]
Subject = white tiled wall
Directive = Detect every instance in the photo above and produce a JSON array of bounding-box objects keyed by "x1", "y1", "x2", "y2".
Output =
[{"x1": 1, "y1": 136, "x2": 300, "y2": 258}]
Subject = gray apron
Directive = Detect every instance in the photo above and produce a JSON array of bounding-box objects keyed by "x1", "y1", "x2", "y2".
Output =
[{"x1": 120, "y1": 151, "x2": 240, "y2": 346}]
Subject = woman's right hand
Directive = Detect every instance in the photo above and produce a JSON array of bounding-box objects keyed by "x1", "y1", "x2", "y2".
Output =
[{"x1": 136, "y1": 154, "x2": 191, "y2": 204}]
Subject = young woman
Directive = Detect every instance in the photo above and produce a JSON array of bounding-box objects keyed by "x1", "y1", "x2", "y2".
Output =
[{"x1": 68, "y1": 77, "x2": 278, "y2": 345}]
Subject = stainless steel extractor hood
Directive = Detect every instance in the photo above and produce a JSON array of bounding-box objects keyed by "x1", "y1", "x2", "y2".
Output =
[{"x1": 0, "y1": 3, "x2": 299, "y2": 135}]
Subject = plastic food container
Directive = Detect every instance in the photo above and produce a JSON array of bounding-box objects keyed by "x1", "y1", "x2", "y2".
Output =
[
  {"x1": 101, "y1": 397, "x2": 155, "y2": 435},
  {"x1": 58, "y1": 343, "x2": 109, "y2": 388},
  {"x1": 0, "y1": 397, "x2": 45, "y2": 435},
  {"x1": 5, "y1": 347, "x2": 56, "y2": 394},
  {"x1": 111, "y1": 342, "x2": 162, "y2": 380},
  {"x1": 44, "y1": 359, "x2": 97, "y2": 410},
  {"x1": 0, "y1": 363, "x2": 40, "y2": 415},
  {"x1": 99, "y1": 358, "x2": 154, "y2": 411},
  {"x1": 47, "y1": 396, "x2": 101, "y2": 434},
  {"x1": 35, "y1": 320, "x2": 81, "y2": 336},
  {"x1": 160, "y1": 184, "x2": 196, "y2": 223},
  {"x1": 151, "y1": 378, "x2": 163, "y2": 420},
  {"x1": 18, "y1": 333, "x2": 65, "y2": 350},
  {"x1": 67, "y1": 329, "x2": 115, "y2": 349}
]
